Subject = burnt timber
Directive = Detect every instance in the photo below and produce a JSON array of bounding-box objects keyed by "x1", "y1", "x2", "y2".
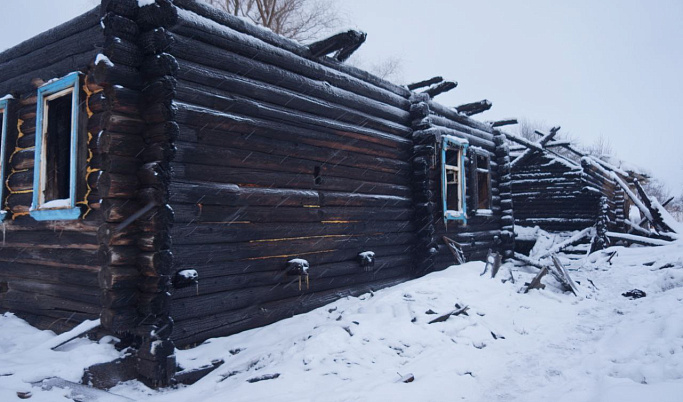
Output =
[{"x1": 0, "y1": 0, "x2": 675, "y2": 388}]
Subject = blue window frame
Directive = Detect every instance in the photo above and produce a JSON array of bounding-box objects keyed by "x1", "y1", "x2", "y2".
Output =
[
  {"x1": 0, "y1": 97, "x2": 10, "y2": 221},
  {"x1": 30, "y1": 72, "x2": 82, "y2": 221},
  {"x1": 441, "y1": 135, "x2": 468, "y2": 222}
]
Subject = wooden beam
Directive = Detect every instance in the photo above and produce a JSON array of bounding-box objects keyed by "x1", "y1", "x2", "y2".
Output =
[
  {"x1": 455, "y1": 99, "x2": 492, "y2": 116},
  {"x1": 421, "y1": 81, "x2": 457, "y2": 98},
  {"x1": 489, "y1": 118, "x2": 518, "y2": 127},
  {"x1": 510, "y1": 126, "x2": 560, "y2": 169},
  {"x1": 407, "y1": 76, "x2": 443, "y2": 91},
  {"x1": 307, "y1": 30, "x2": 367, "y2": 61}
]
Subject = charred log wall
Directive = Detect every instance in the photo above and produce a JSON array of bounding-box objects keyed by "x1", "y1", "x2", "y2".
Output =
[
  {"x1": 165, "y1": 1, "x2": 415, "y2": 347},
  {"x1": 0, "y1": 6, "x2": 105, "y2": 332},
  {"x1": 511, "y1": 154, "x2": 600, "y2": 232},
  {"x1": 424, "y1": 102, "x2": 510, "y2": 267}
]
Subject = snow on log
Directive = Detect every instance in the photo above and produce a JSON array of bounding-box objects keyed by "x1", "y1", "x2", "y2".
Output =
[
  {"x1": 421, "y1": 80, "x2": 457, "y2": 98},
  {"x1": 407, "y1": 76, "x2": 443, "y2": 91},
  {"x1": 307, "y1": 30, "x2": 367, "y2": 62},
  {"x1": 455, "y1": 99, "x2": 492, "y2": 116},
  {"x1": 605, "y1": 232, "x2": 671, "y2": 246},
  {"x1": 489, "y1": 118, "x2": 518, "y2": 127},
  {"x1": 537, "y1": 227, "x2": 594, "y2": 259}
]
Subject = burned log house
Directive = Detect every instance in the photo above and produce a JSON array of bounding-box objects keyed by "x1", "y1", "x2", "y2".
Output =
[
  {"x1": 504, "y1": 127, "x2": 678, "y2": 252},
  {"x1": 0, "y1": 0, "x2": 513, "y2": 386}
]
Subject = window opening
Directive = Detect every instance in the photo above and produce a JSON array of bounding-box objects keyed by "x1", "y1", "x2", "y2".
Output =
[
  {"x1": 0, "y1": 98, "x2": 9, "y2": 221},
  {"x1": 30, "y1": 72, "x2": 82, "y2": 221},
  {"x1": 441, "y1": 135, "x2": 468, "y2": 222},
  {"x1": 475, "y1": 153, "x2": 491, "y2": 211}
]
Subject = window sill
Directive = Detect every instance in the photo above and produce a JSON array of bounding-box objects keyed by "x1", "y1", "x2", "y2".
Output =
[
  {"x1": 475, "y1": 209, "x2": 494, "y2": 216},
  {"x1": 0, "y1": 211, "x2": 6, "y2": 222},
  {"x1": 445, "y1": 210, "x2": 467, "y2": 222},
  {"x1": 30, "y1": 207, "x2": 81, "y2": 221}
]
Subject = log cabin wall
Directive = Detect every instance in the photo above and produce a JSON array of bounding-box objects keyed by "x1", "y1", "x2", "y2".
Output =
[
  {"x1": 409, "y1": 95, "x2": 512, "y2": 273},
  {"x1": 580, "y1": 158, "x2": 627, "y2": 232},
  {"x1": 0, "y1": 6, "x2": 105, "y2": 333},
  {"x1": 510, "y1": 153, "x2": 601, "y2": 231},
  {"x1": 163, "y1": 0, "x2": 417, "y2": 347}
]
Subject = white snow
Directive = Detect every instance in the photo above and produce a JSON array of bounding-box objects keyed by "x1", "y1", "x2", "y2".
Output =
[
  {"x1": 177, "y1": 269, "x2": 198, "y2": 280},
  {"x1": 95, "y1": 53, "x2": 114, "y2": 67},
  {"x1": 137, "y1": 0, "x2": 156, "y2": 7},
  {"x1": 39, "y1": 199, "x2": 71, "y2": 209},
  {"x1": 0, "y1": 94, "x2": 14, "y2": 101},
  {"x1": 2, "y1": 238, "x2": 683, "y2": 401}
]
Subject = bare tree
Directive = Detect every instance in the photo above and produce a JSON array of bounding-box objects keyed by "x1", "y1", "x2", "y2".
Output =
[
  {"x1": 203, "y1": 0, "x2": 340, "y2": 42},
  {"x1": 347, "y1": 54, "x2": 404, "y2": 82},
  {"x1": 583, "y1": 136, "x2": 614, "y2": 160}
]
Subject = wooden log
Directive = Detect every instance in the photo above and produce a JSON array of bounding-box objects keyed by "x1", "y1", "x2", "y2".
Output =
[
  {"x1": 170, "y1": 261, "x2": 410, "y2": 322},
  {"x1": 605, "y1": 232, "x2": 671, "y2": 246},
  {"x1": 137, "y1": 250, "x2": 174, "y2": 276},
  {"x1": 522, "y1": 267, "x2": 548, "y2": 293},
  {"x1": 100, "y1": 307, "x2": 139, "y2": 333},
  {"x1": 141, "y1": 53, "x2": 179, "y2": 79},
  {"x1": 140, "y1": 27, "x2": 175, "y2": 55},
  {"x1": 89, "y1": 111, "x2": 145, "y2": 135},
  {"x1": 101, "y1": 12, "x2": 139, "y2": 42},
  {"x1": 90, "y1": 60, "x2": 142, "y2": 91},
  {"x1": 308, "y1": 30, "x2": 366, "y2": 61},
  {"x1": 0, "y1": 263, "x2": 97, "y2": 287},
  {"x1": 177, "y1": 123, "x2": 409, "y2": 176},
  {"x1": 2, "y1": 289, "x2": 100, "y2": 315},
  {"x1": 171, "y1": 163, "x2": 412, "y2": 198},
  {"x1": 172, "y1": 254, "x2": 413, "y2": 299},
  {"x1": 90, "y1": 130, "x2": 146, "y2": 157},
  {"x1": 101, "y1": 0, "x2": 138, "y2": 18},
  {"x1": 100, "y1": 245, "x2": 139, "y2": 266},
  {"x1": 172, "y1": 243, "x2": 414, "y2": 280},
  {"x1": 489, "y1": 119, "x2": 518, "y2": 127},
  {"x1": 171, "y1": 232, "x2": 415, "y2": 266},
  {"x1": 422, "y1": 81, "x2": 457, "y2": 98},
  {"x1": 172, "y1": 202, "x2": 413, "y2": 224},
  {"x1": 170, "y1": 0, "x2": 410, "y2": 99},
  {"x1": 172, "y1": 141, "x2": 408, "y2": 186},
  {"x1": 102, "y1": 35, "x2": 143, "y2": 67},
  {"x1": 92, "y1": 172, "x2": 139, "y2": 199},
  {"x1": 174, "y1": 64, "x2": 410, "y2": 137},
  {"x1": 141, "y1": 76, "x2": 177, "y2": 105},
  {"x1": 87, "y1": 86, "x2": 141, "y2": 117},
  {"x1": 2, "y1": 278, "x2": 99, "y2": 306},
  {"x1": 170, "y1": 275, "x2": 409, "y2": 346},
  {"x1": 169, "y1": 14, "x2": 409, "y2": 109},
  {"x1": 173, "y1": 83, "x2": 410, "y2": 149},
  {"x1": 170, "y1": 220, "x2": 415, "y2": 246},
  {"x1": 407, "y1": 76, "x2": 443, "y2": 91},
  {"x1": 455, "y1": 100, "x2": 492, "y2": 116}
]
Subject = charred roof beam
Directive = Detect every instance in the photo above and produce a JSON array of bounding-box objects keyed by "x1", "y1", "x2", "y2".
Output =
[{"x1": 308, "y1": 30, "x2": 367, "y2": 62}]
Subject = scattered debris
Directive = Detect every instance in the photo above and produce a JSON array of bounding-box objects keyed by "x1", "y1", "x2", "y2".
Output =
[
  {"x1": 622, "y1": 289, "x2": 647, "y2": 299},
  {"x1": 246, "y1": 373, "x2": 280, "y2": 383},
  {"x1": 175, "y1": 359, "x2": 225, "y2": 386},
  {"x1": 397, "y1": 372, "x2": 415, "y2": 383},
  {"x1": 443, "y1": 236, "x2": 465, "y2": 265},
  {"x1": 34, "y1": 377, "x2": 134, "y2": 401},
  {"x1": 521, "y1": 267, "x2": 548, "y2": 293},
  {"x1": 428, "y1": 304, "x2": 469, "y2": 324},
  {"x1": 425, "y1": 309, "x2": 437, "y2": 315},
  {"x1": 16, "y1": 391, "x2": 31, "y2": 399},
  {"x1": 549, "y1": 254, "x2": 579, "y2": 296}
]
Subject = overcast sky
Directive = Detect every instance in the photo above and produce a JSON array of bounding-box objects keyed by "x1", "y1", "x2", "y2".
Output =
[{"x1": 1, "y1": 0, "x2": 681, "y2": 194}]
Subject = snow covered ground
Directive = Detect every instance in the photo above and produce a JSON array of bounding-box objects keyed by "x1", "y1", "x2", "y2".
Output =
[{"x1": 1, "y1": 236, "x2": 682, "y2": 401}]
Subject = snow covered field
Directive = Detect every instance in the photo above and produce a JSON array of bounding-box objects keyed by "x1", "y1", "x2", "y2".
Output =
[{"x1": 1, "y1": 237, "x2": 682, "y2": 402}]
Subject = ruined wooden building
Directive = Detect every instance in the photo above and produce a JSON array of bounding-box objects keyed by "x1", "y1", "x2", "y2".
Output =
[
  {"x1": 0, "y1": 0, "x2": 516, "y2": 386},
  {"x1": 504, "y1": 127, "x2": 678, "y2": 251}
]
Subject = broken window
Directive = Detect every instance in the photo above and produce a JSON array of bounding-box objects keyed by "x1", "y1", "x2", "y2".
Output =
[
  {"x1": 441, "y1": 135, "x2": 468, "y2": 222},
  {"x1": 30, "y1": 73, "x2": 82, "y2": 221},
  {"x1": 0, "y1": 98, "x2": 9, "y2": 221},
  {"x1": 472, "y1": 152, "x2": 492, "y2": 213}
]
